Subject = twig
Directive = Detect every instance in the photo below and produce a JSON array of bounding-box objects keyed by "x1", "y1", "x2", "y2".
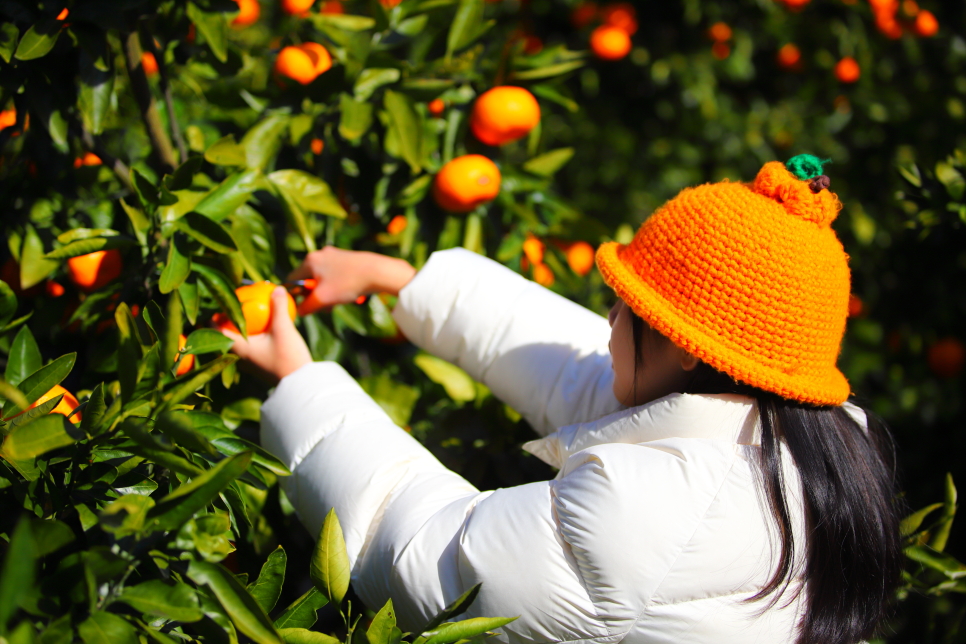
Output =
[
  {"x1": 122, "y1": 31, "x2": 177, "y2": 173},
  {"x1": 143, "y1": 34, "x2": 188, "y2": 162},
  {"x1": 79, "y1": 126, "x2": 136, "y2": 193}
]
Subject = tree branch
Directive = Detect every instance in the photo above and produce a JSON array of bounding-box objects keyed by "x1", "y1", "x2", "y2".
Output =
[
  {"x1": 143, "y1": 35, "x2": 188, "y2": 162},
  {"x1": 122, "y1": 31, "x2": 177, "y2": 173}
]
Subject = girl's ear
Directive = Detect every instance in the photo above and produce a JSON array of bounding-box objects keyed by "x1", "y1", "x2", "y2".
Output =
[{"x1": 678, "y1": 349, "x2": 700, "y2": 372}]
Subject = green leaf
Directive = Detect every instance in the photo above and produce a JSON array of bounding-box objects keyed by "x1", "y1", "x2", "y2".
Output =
[
  {"x1": 0, "y1": 279, "x2": 15, "y2": 326},
  {"x1": 100, "y1": 494, "x2": 157, "y2": 537},
  {"x1": 206, "y1": 135, "x2": 247, "y2": 166},
  {"x1": 155, "y1": 410, "x2": 217, "y2": 455},
  {"x1": 187, "y1": 560, "x2": 282, "y2": 644},
  {"x1": 2, "y1": 414, "x2": 80, "y2": 460},
  {"x1": 445, "y1": 0, "x2": 484, "y2": 58},
  {"x1": 309, "y1": 14, "x2": 376, "y2": 31},
  {"x1": 384, "y1": 90, "x2": 422, "y2": 173},
  {"x1": 419, "y1": 584, "x2": 480, "y2": 632},
  {"x1": 165, "y1": 156, "x2": 206, "y2": 191},
  {"x1": 160, "y1": 234, "x2": 192, "y2": 294},
  {"x1": 310, "y1": 509, "x2": 350, "y2": 606},
  {"x1": 115, "y1": 303, "x2": 141, "y2": 404},
  {"x1": 20, "y1": 224, "x2": 58, "y2": 289},
  {"x1": 416, "y1": 617, "x2": 516, "y2": 644},
  {"x1": 0, "y1": 23, "x2": 18, "y2": 64},
  {"x1": 930, "y1": 472, "x2": 958, "y2": 552},
  {"x1": 268, "y1": 170, "x2": 347, "y2": 218},
  {"x1": 78, "y1": 50, "x2": 115, "y2": 135},
  {"x1": 184, "y1": 329, "x2": 235, "y2": 355},
  {"x1": 187, "y1": 2, "x2": 228, "y2": 63},
  {"x1": 242, "y1": 115, "x2": 290, "y2": 171},
  {"x1": 0, "y1": 518, "x2": 36, "y2": 631},
  {"x1": 78, "y1": 612, "x2": 138, "y2": 644},
  {"x1": 278, "y1": 630, "x2": 340, "y2": 644},
  {"x1": 195, "y1": 170, "x2": 263, "y2": 221},
  {"x1": 147, "y1": 451, "x2": 253, "y2": 532},
  {"x1": 44, "y1": 236, "x2": 137, "y2": 260},
  {"x1": 192, "y1": 264, "x2": 246, "y2": 336},
  {"x1": 1, "y1": 352, "x2": 76, "y2": 419},
  {"x1": 30, "y1": 518, "x2": 74, "y2": 556},
  {"x1": 0, "y1": 379, "x2": 28, "y2": 412},
  {"x1": 14, "y1": 22, "x2": 60, "y2": 61},
  {"x1": 522, "y1": 148, "x2": 574, "y2": 177},
  {"x1": 901, "y1": 503, "x2": 944, "y2": 537},
  {"x1": 247, "y1": 547, "x2": 286, "y2": 614},
  {"x1": 512, "y1": 60, "x2": 585, "y2": 81},
  {"x1": 413, "y1": 354, "x2": 476, "y2": 402},
  {"x1": 359, "y1": 372, "x2": 419, "y2": 428},
  {"x1": 355, "y1": 68, "x2": 401, "y2": 102},
  {"x1": 272, "y1": 588, "x2": 329, "y2": 630},
  {"x1": 366, "y1": 600, "x2": 397, "y2": 644},
  {"x1": 179, "y1": 280, "x2": 200, "y2": 325},
  {"x1": 936, "y1": 161, "x2": 965, "y2": 201},
  {"x1": 905, "y1": 544, "x2": 966, "y2": 579},
  {"x1": 5, "y1": 326, "x2": 41, "y2": 387},
  {"x1": 116, "y1": 581, "x2": 204, "y2": 622},
  {"x1": 80, "y1": 383, "x2": 107, "y2": 436},
  {"x1": 175, "y1": 213, "x2": 238, "y2": 253},
  {"x1": 158, "y1": 354, "x2": 239, "y2": 412},
  {"x1": 132, "y1": 168, "x2": 160, "y2": 211},
  {"x1": 339, "y1": 93, "x2": 374, "y2": 142}
]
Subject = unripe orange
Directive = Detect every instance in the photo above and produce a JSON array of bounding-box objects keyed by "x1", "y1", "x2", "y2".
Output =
[
  {"x1": 914, "y1": 10, "x2": 938, "y2": 37},
  {"x1": 777, "y1": 43, "x2": 801, "y2": 69},
  {"x1": 433, "y1": 155, "x2": 501, "y2": 213},
  {"x1": 232, "y1": 0, "x2": 261, "y2": 25},
  {"x1": 928, "y1": 338, "x2": 965, "y2": 379},
  {"x1": 601, "y1": 3, "x2": 637, "y2": 35},
  {"x1": 387, "y1": 215, "x2": 408, "y2": 235},
  {"x1": 218, "y1": 282, "x2": 297, "y2": 335},
  {"x1": 834, "y1": 57, "x2": 860, "y2": 83},
  {"x1": 27, "y1": 385, "x2": 82, "y2": 421},
  {"x1": 522, "y1": 235, "x2": 544, "y2": 265},
  {"x1": 470, "y1": 86, "x2": 541, "y2": 146},
  {"x1": 566, "y1": 241, "x2": 595, "y2": 276},
  {"x1": 281, "y1": 0, "x2": 314, "y2": 15},
  {"x1": 67, "y1": 249, "x2": 123, "y2": 292},
  {"x1": 428, "y1": 98, "x2": 446, "y2": 117},
  {"x1": 175, "y1": 334, "x2": 195, "y2": 376},
  {"x1": 533, "y1": 263, "x2": 554, "y2": 287},
  {"x1": 141, "y1": 52, "x2": 158, "y2": 77},
  {"x1": 590, "y1": 25, "x2": 631, "y2": 61}
]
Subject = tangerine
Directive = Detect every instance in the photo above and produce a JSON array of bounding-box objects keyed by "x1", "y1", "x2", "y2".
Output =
[
  {"x1": 847, "y1": 294, "x2": 864, "y2": 318},
  {"x1": 522, "y1": 235, "x2": 544, "y2": 265},
  {"x1": 470, "y1": 86, "x2": 541, "y2": 146},
  {"x1": 533, "y1": 263, "x2": 554, "y2": 287},
  {"x1": 590, "y1": 25, "x2": 631, "y2": 61},
  {"x1": 0, "y1": 110, "x2": 15, "y2": 132},
  {"x1": 175, "y1": 334, "x2": 195, "y2": 376},
  {"x1": 66, "y1": 249, "x2": 123, "y2": 292},
  {"x1": 141, "y1": 51, "x2": 159, "y2": 77},
  {"x1": 300, "y1": 42, "x2": 333, "y2": 75},
  {"x1": 274, "y1": 46, "x2": 317, "y2": 85},
  {"x1": 25, "y1": 385, "x2": 82, "y2": 421},
  {"x1": 232, "y1": 0, "x2": 261, "y2": 25},
  {"x1": 56, "y1": 8, "x2": 69, "y2": 20},
  {"x1": 73, "y1": 152, "x2": 102, "y2": 168},
  {"x1": 914, "y1": 10, "x2": 938, "y2": 37},
  {"x1": 387, "y1": 215, "x2": 408, "y2": 235},
  {"x1": 566, "y1": 241, "x2": 595, "y2": 276},
  {"x1": 711, "y1": 42, "x2": 730, "y2": 60},
  {"x1": 433, "y1": 155, "x2": 501, "y2": 213},
  {"x1": 835, "y1": 57, "x2": 860, "y2": 83},
  {"x1": 601, "y1": 3, "x2": 638, "y2": 35},
  {"x1": 281, "y1": 0, "x2": 314, "y2": 15},
  {"x1": 46, "y1": 280, "x2": 65, "y2": 297},
  {"x1": 428, "y1": 98, "x2": 446, "y2": 116},
  {"x1": 217, "y1": 282, "x2": 297, "y2": 335},
  {"x1": 523, "y1": 35, "x2": 544, "y2": 55},
  {"x1": 570, "y1": 2, "x2": 598, "y2": 28},
  {"x1": 708, "y1": 22, "x2": 732, "y2": 42},
  {"x1": 380, "y1": 0, "x2": 403, "y2": 8},
  {"x1": 928, "y1": 338, "x2": 965, "y2": 379},
  {"x1": 320, "y1": 0, "x2": 344, "y2": 12},
  {"x1": 777, "y1": 43, "x2": 801, "y2": 69},
  {"x1": 311, "y1": 138, "x2": 325, "y2": 155}
]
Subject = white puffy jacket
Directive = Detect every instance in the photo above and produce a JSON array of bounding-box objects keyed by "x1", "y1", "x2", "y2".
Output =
[{"x1": 261, "y1": 248, "x2": 812, "y2": 643}]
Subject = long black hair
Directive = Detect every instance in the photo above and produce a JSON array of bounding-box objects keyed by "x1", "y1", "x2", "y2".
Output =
[{"x1": 631, "y1": 314, "x2": 903, "y2": 644}]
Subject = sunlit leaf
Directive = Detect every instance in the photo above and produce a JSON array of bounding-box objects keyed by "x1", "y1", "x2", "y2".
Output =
[{"x1": 310, "y1": 509, "x2": 350, "y2": 605}]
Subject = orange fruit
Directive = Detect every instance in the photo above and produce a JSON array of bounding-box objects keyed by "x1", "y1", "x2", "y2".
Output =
[
  {"x1": 428, "y1": 98, "x2": 446, "y2": 116},
  {"x1": 601, "y1": 3, "x2": 638, "y2": 34},
  {"x1": 533, "y1": 263, "x2": 554, "y2": 287},
  {"x1": 0, "y1": 109, "x2": 15, "y2": 131},
  {"x1": 274, "y1": 46, "x2": 317, "y2": 85},
  {"x1": 300, "y1": 42, "x2": 333, "y2": 75},
  {"x1": 901, "y1": 0, "x2": 918, "y2": 16},
  {"x1": 847, "y1": 294, "x2": 864, "y2": 318},
  {"x1": 175, "y1": 334, "x2": 195, "y2": 376},
  {"x1": 777, "y1": 43, "x2": 801, "y2": 69},
  {"x1": 914, "y1": 10, "x2": 938, "y2": 37},
  {"x1": 25, "y1": 385, "x2": 82, "y2": 421},
  {"x1": 66, "y1": 249, "x2": 123, "y2": 292},
  {"x1": 433, "y1": 155, "x2": 502, "y2": 213},
  {"x1": 387, "y1": 215, "x2": 408, "y2": 235},
  {"x1": 73, "y1": 152, "x2": 102, "y2": 168},
  {"x1": 522, "y1": 235, "x2": 544, "y2": 265},
  {"x1": 470, "y1": 86, "x2": 541, "y2": 146},
  {"x1": 928, "y1": 338, "x2": 965, "y2": 379},
  {"x1": 310, "y1": 138, "x2": 325, "y2": 155},
  {"x1": 590, "y1": 25, "x2": 632, "y2": 61},
  {"x1": 707, "y1": 22, "x2": 732, "y2": 42},
  {"x1": 380, "y1": 0, "x2": 403, "y2": 8},
  {"x1": 566, "y1": 241, "x2": 595, "y2": 276},
  {"x1": 46, "y1": 280, "x2": 65, "y2": 297},
  {"x1": 56, "y1": 8, "x2": 69, "y2": 20},
  {"x1": 835, "y1": 57, "x2": 860, "y2": 83},
  {"x1": 711, "y1": 42, "x2": 730, "y2": 60},
  {"x1": 141, "y1": 52, "x2": 158, "y2": 77},
  {"x1": 320, "y1": 0, "x2": 344, "y2": 12},
  {"x1": 232, "y1": 0, "x2": 261, "y2": 25},
  {"x1": 281, "y1": 0, "x2": 314, "y2": 14},
  {"x1": 570, "y1": 2, "x2": 598, "y2": 28},
  {"x1": 223, "y1": 282, "x2": 297, "y2": 335},
  {"x1": 779, "y1": 0, "x2": 810, "y2": 9}
]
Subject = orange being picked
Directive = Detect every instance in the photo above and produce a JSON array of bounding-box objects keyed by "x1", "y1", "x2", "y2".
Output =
[
  {"x1": 566, "y1": 241, "x2": 595, "y2": 276},
  {"x1": 24, "y1": 385, "x2": 82, "y2": 421},
  {"x1": 470, "y1": 86, "x2": 541, "y2": 146},
  {"x1": 281, "y1": 0, "x2": 314, "y2": 15},
  {"x1": 232, "y1": 0, "x2": 261, "y2": 25},
  {"x1": 216, "y1": 282, "x2": 297, "y2": 335},
  {"x1": 67, "y1": 249, "x2": 123, "y2": 292},
  {"x1": 433, "y1": 155, "x2": 501, "y2": 213},
  {"x1": 835, "y1": 57, "x2": 860, "y2": 83},
  {"x1": 175, "y1": 334, "x2": 195, "y2": 376},
  {"x1": 590, "y1": 25, "x2": 631, "y2": 61},
  {"x1": 601, "y1": 3, "x2": 638, "y2": 35}
]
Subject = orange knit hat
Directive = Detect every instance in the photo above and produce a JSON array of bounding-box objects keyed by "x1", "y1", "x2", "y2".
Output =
[{"x1": 596, "y1": 155, "x2": 851, "y2": 405}]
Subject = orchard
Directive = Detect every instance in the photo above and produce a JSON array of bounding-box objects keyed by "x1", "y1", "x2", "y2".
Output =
[{"x1": 0, "y1": 0, "x2": 964, "y2": 642}]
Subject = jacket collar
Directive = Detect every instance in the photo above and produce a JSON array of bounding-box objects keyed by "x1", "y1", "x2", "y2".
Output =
[{"x1": 523, "y1": 393, "x2": 759, "y2": 469}]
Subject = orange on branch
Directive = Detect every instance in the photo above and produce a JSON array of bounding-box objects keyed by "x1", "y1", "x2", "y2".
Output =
[
  {"x1": 46, "y1": 280, "x2": 65, "y2": 297},
  {"x1": 590, "y1": 25, "x2": 631, "y2": 60},
  {"x1": 711, "y1": 42, "x2": 730, "y2": 59},
  {"x1": 835, "y1": 57, "x2": 860, "y2": 83},
  {"x1": 232, "y1": 0, "x2": 261, "y2": 25},
  {"x1": 300, "y1": 42, "x2": 333, "y2": 75},
  {"x1": 522, "y1": 236, "x2": 544, "y2": 265},
  {"x1": 320, "y1": 0, "x2": 344, "y2": 12},
  {"x1": 522, "y1": 35, "x2": 544, "y2": 55},
  {"x1": 533, "y1": 263, "x2": 554, "y2": 287},
  {"x1": 928, "y1": 338, "x2": 965, "y2": 379},
  {"x1": 708, "y1": 22, "x2": 732, "y2": 42},
  {"x1": 914, "y1": 10, "x2": 938, "y2": 36},
  {"x1": 428, "y1": 98, "x2": 446, "y2": 116},
  {"x1": 274, "y1": 46, "x2": 319, "y2": 85},
  {"x1": 433, "y1": 155, "x2": 501, "y2": 213},
  {"x1": 66, "y1": 249, "x2": 123, "y2": 292},
  {"x1": 25, "y1": 385, "x2": 82, "y2": 421},
  {"x1": 310, "y1": 138, "x2": 325, "y2": 155},
  {"x1": 387, "y1": 215, "x2": 408, "y2": 235},
  {"x1": 175, "y1": 334, "x2": 195, "y2": 376},
  {"x1": 777, "y1": 43, "x2": 801, "y2": 69},
  {"x1": 73, "y1": 152, "x2": 102, "y2": 168},
  {"x1": 141, "y1": 52, "x2": 159, "y2": 77},
  {"x1": 601, "y1": 3, "x2": 638, "y2": 34},
  {"x1": 470, "y1": 87, "x2": 541, "y2": 146},
  {"x1": 570, "y1": 2, "x2": 598, "y2": 28},
  {"x1": 56, "y1": 8, "x2": 69, "y2": 20},
  {"x1": 566, "y1": 241, "x2": 595, "y2": 276},
  {"x1": 281, "y1": 0, "x2": 314, "y2": 15}
]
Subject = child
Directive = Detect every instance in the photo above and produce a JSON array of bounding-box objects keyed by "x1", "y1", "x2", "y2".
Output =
[{"x1": 226, "y1": 156, "x2": 901, "y2": 644}]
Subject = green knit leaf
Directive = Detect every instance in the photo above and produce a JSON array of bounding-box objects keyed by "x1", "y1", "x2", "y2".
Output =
[{"x1": 785, "y1": 154, "x2": 830, "y2": 181}]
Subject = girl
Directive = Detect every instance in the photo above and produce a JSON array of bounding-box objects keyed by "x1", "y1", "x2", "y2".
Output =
[{"x1": 226, "y1": 156, "x2": 902, "y2": 644}]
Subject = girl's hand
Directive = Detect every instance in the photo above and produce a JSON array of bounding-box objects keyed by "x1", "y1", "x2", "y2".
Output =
[
  {"x1": 288, "y1": 247, "x2": 417, "y2": 316},
  {"x1": 222, "y1": 287, "x2": 312, "y2": 384}
]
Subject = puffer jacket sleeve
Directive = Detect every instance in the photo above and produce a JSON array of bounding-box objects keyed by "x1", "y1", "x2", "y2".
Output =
[{"x1": 392, "y1": 248, "x2": 622, "y2": 436}]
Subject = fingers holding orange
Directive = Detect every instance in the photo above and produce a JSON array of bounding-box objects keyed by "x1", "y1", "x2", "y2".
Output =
[{"x1": 213, "y1": 282, "x2": 297, "y2": 336}]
